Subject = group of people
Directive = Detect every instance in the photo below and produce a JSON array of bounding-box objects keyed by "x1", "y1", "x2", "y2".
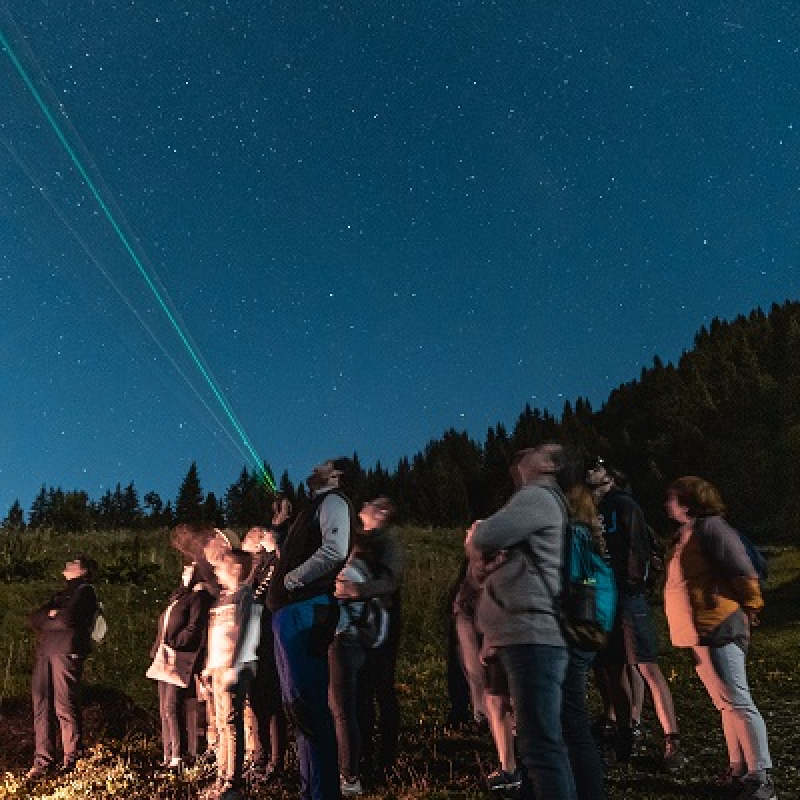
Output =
[
  {"x1": 25, "y1": 446, "x2": 777, "y2": 800},
  {"x1": 451, "y1": 445, "x2": 776, "y2": 800}
]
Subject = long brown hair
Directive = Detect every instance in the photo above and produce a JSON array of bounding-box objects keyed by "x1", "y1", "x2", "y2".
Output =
[
  {"x1": 667, "y1": 476, "x2": 727, "y2": 518},
  {"x1": 566, "y1": 484, "x2": 607, "y2": 555}
]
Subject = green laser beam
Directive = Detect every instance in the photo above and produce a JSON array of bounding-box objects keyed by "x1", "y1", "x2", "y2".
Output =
[{"x1": 1, "y1": 26, "x2": 275, "y2": 491}]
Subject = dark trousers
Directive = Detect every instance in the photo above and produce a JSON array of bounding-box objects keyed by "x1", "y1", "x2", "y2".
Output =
[
  {"x1": 272, "y1": 596, "x2": 341, "y2": 800},
  {"x1": 358, "y1": 617, "x2": 401, "y2": 772},
  {"x1": 246, "y1": 640, "x2": 288, "y2": 769},
  {"x1": 31, "y1": 653, "x2": 84, "y2": 768},
  {"x1": 563, "y1": 649, "x2": 605, "y2": 800},
  {"x1": 329, "y1": 638, "x2": 366, "y2": 778},
  {"x1": 158, "y1": 681, "x2": 188, "y2": 762}
]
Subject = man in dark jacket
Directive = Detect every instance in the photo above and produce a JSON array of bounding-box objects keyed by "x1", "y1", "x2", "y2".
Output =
[
  {"x1": 267, "y1": 459, "x2": 354, "y2": 800},
  {"x1": 26, "y1": 554, "x2": 98, "y2": 781}
]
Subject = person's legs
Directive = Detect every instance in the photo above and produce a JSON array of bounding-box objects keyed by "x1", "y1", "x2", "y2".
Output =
[
  {"x1": 637, "y1": 663, "x2": 678, "y2": 735},
  {"x1": 211, "y1": 674, "x2": 232, "y2": 786},
  {"x1": 329, "y1": 638, "x2": 366, "y2": 779},
  {"x1": 562, "y1": 649, "x2": 605, "y2": 800},
  {"x1": 162, "y1": 682, "x2": 188, "y2": 762},
  {"x1": 367, "y1": 616, "x2": 402, "y2": 772},
  {"x1": 485, "y1": 692, "x2": 516, "y2": 773},
  {"x1": 707, "y1": 644, "x2": 772, "y2": 776},
  {"x1": 31, "y1": 654, "x2": 57, "y2": 770},
  {"x1": 499, "y1": 643, "x2": 575, "y2": 800},
  {"x1": 693, "y1": 645, "x2": 746, "y2": 773},
  {"x1": 50, "y1": 654, "x2": 84, "y2": 766},
  {"x1": 273, "y1": 597, "x2": 341, "y2": 800},
  {"x1": 626, "y1": 665, "x2": 645, "y2": 727},
  {"x1": 454, "y1": 613, "x2": 488, "y2": 722}
]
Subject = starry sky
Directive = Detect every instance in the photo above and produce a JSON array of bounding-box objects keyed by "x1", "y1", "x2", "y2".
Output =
[{"x1": 1, "y1": 1, "x2": 798, "y2": 517}]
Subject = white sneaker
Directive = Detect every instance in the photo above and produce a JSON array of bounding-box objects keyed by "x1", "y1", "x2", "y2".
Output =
[{"x1": 340, "y1": 775, "x2": 363, "y2": 796}]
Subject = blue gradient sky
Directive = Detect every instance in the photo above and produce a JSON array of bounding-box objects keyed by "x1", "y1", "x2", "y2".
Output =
[{"x1": 2, "y1": 1, "x2": 798, "y2": 516}]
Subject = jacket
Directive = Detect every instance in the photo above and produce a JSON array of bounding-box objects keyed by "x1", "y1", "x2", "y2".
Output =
[
  {"x1": 664, "y1": 515, "x2": 763, "y2": 649},
  {"x1": 29, "y1": 577, "x2": 97, "y2": 658},
  {"x1": 472, "y1": 479, "x2": 566, "y2": 650}
]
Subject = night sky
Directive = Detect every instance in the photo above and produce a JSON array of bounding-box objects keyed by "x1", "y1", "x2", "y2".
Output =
[{"x1": 2, "y1": 1, "x2": 798, "y2": 517}]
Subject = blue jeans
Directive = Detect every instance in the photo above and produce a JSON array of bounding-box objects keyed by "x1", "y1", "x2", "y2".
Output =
[
  {"x1": 692, "y1": 643, "x2": 772, "y2": 774},
  {"x1": 499, "y1": 643, "x2": 576, "y2": 800},
  {"x1": 272, "y1": 595, "x2": 341, "y2": 800},
  {"x1": 562, "y1": 649, "x2": 605, "y2": 800}
]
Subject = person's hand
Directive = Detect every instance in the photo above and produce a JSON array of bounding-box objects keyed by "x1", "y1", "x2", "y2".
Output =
[
  {"x1": 334, "y1": 578, "x2": 360, "y2": 600},
  {"x1": 465, "y1": 520, "x2": 481, "y2": 544},
  {"x1": 272, "y1": 497, "x2": 292, "y2": 526},
  {"x1": 48, "y1": 610, "x2": 58, "y2": 618},
  {"x1": 746, "y1": 609, "x2": 761, "y2": 628}
]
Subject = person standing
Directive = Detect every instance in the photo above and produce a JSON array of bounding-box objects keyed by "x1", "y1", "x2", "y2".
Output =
[
  {"x1": 241, "y1": 523, "x2": 288, "y2": 783},
  {"x1": 344, "y1": 497, "x2": 404, "y2": 782},
  {"x1": 267, "y1": 459, "x2": 354, "y2": 800},
  {"x1": 26, "y1": 554, "x2": 98, "y2": 781},
  {"x1": 203, "y1": 549, "x2": 261, "y2": 800},
  {"x1": 665, "y1": 476, "x2": 776, "y2": 800},
  {"x1": 468, "y1": 443, "x2": 576, "y2": 800},
  {"x1": 149, "y1": 559, "x2": 214, "y2": 772}
]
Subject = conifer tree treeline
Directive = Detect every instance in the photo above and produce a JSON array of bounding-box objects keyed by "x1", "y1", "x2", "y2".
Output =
[{"x1": 3, "y1": 301, "x2": 798, "y2": 541}]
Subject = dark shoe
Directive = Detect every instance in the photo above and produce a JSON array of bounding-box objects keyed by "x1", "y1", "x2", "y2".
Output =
[
  {"x1": 735, "y1": 774, "x2": 777, "y2": 800},
  {"x1": 662, "y1": 735, "x2": 687, "y2": 772},
  {"x1": 717, "y1": 765, "x2": 746, "y2": 792},
  {"x1": 487, "y1": 768, "x2": 523, "y2": 792},
  {"x1": 59, "y1": 760, "x2": 80, "y2": 776}
]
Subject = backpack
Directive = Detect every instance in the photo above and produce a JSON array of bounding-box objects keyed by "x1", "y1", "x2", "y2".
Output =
[
  {"x1": 737, "y1": 532, "x2": 769, "y2": 588},
  {"x1": 354, "y1": 596, "x2": 390, "y2": 649},
  {"x1": 337, "y1": 557, "x2": 390, "y2": 649},
  {"x1": 91, "y1": 601, "x2": 108, "y2": 644},
  {"x1": 546, "y1": 488, "x2": 618, "y2": 651}
]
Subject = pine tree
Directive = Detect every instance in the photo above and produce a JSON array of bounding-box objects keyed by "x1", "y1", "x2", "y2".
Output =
[
  {"x1": 175, "y1": 463, "x2": 205, "y2": 525},
  {"x1": 2, "y1": 499, "x2": 25, "y2": 531}
]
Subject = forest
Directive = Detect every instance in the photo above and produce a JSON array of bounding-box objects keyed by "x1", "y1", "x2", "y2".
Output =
[{"x1": 4, "y1": 300, "x2": 799, "y2": 542}]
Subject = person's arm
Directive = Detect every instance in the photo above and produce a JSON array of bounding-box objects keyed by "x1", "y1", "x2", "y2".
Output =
[
  {"x1": 700, "y1": 517, "x2": 763, "y2": 613},
  {"x1": 285, "y1": 492, "x2": 349, "y2": 590},
  {"x1": 622, "y1": 499, "x2": 651, "y2": 590},
  {"x1": 470, "y1": 487, "x2": 560, "y2": 553},
  {"x1": 170, "y1": 590, "x2": 213, "y2": 650},
  {"x1": 38, "y1": 584, "x2": 96, "y2": 631},
  {"x1": 353, "y1": 536, "x2": 404, "y2": 599}
]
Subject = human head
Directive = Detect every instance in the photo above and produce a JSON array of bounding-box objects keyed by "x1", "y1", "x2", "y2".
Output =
[
  {"x1": 63, "y1": 554, "x2": 96, "y2": 581},
  {"x1": 214, "y1": 549, "x2": 252, "y2": 592},
  {"x1": 306, "y1": 458, "x2": 348, "y2": 493},
  {"x1": 242, "y1": 526, "x2": 277, "y2": 553},
  {"x1": 204, "y1": 527, "x2": 241, "y2": 566},
  {"x1": 585, "y1": 456, "x2": 627, "y2": 493},
  {"x1": 359, "y1": 496, "x2": 395, "y2": 531},
  {"x1": 666, "y1": 476, "x2": 727, "y2": 520},
  {"x1": 509, "y1": 443, "x2": 564, "y2": 488}
]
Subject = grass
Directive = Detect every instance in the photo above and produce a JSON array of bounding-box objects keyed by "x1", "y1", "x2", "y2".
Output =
[{"x1": 0, "y1": 527, "x2": 798, "y2": 799}]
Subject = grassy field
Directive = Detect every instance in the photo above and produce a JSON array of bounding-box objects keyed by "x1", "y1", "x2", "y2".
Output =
[{"x1": 0, "y1": 526, "x2": 798, "y2": 799}]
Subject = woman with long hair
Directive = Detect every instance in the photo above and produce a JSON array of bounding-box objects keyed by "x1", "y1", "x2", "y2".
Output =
[{"x1": 664, "y1": 476, "x2": 775, "y2": 800}]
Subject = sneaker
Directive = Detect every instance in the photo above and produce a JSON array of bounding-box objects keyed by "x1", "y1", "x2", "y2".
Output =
[
  {"x1": 341, "y1": 775, "x2": 363, "y2": 796},
  {"x1": 662, "y1": 736, "x2": 687, "y2": 772},
  {"x1": 487, "y1": 768, "x2": 523, "y2": 792},
  {"x1": 735, "y1": 774, "x2": 777, "y2": 800},
  {"x1": 717, "y1": 765, "x2": 746, "y2": 790},
  {"x1": 24, "y1": 764, "x2": 55, "y2": 782}
]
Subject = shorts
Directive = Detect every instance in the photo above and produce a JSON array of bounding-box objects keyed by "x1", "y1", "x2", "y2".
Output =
[
  {"x1": 603, "y1": 592, "x2": 660, "y2": 665},
  {"x1": 483, "y1": 656, "x2": 510, "y2": 697}
]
